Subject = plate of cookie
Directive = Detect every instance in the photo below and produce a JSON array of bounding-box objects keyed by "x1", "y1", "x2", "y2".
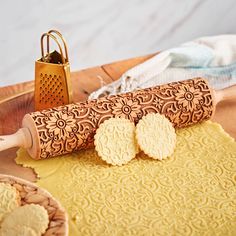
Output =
[{"x1": 0, "y1": 174, "x2": 68, "y2": 236}]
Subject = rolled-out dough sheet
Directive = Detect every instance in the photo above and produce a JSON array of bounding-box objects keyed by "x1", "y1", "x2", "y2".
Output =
[{"x1": 16, "y1": 121, "x2": 236, "y2": 236}]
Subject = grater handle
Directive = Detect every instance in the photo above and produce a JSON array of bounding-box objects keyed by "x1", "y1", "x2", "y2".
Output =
[
  {"x1": 0, "y1": 128, "x2": 32, "y2": 152},
  {"x1": 47, "y1": 30, "x2": 69, "y2": 62},
  {"x1": 41, "y1": 33, "x2": 65, "y2": 64}
]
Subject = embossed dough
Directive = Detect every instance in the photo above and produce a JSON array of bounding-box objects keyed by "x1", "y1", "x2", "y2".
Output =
[
  {"x1": 0, "y1": 183, "x2": 20, "y2": 222},
  {"x1": 16, "y1": 121, "x2": 236, "y2": 235},
  {"x1": 94, "y1": 118, "x2": 139, "y2": 166},
  {"x1": 136, "y1": 113, "x2": 176, "y2": 160},
  {"x1": 0, "y1": 204, "x2": 49, "y2": 236}
]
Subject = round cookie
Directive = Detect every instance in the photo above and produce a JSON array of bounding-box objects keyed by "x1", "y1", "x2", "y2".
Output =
[
  {"x1": 94, "y1": 118, "x2": 139, "y2": 166},
  {"x1": 0, "y1": 204, "x2": 49, "y2": 236},
  {"x1": 0, "y1": 226, "x2": 37, "y2": 236},
  {"x1": 135, "y1": 113, "x2": 176, "y2": 160},
  {"x1": 0, "y1": 183, "x2": 20, "y2": 222}
]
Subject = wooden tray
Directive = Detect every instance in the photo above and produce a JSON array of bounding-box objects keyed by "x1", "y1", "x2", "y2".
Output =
[{"x1": 0, "y1": 54, "x2": 236, "y2": 182}]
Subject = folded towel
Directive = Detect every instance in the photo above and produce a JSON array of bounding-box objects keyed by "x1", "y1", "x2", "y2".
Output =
[{"x1": 89, "y1": 35, "x2": 236, "y2": 99}]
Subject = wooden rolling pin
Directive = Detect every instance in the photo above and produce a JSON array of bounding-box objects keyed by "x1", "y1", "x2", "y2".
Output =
[{"x1": 0, "y1": 78, "x2": 235, "y2": 160}]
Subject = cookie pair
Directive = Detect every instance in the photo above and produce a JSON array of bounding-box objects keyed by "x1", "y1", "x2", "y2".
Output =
[{"x1": 94, "y1": 113, "x2": 176, "y2": 166}]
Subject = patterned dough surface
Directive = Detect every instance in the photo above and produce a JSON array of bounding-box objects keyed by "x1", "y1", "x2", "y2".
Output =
[{"x1": 16, "y1": 121, "x2": 236, "y2": 236}]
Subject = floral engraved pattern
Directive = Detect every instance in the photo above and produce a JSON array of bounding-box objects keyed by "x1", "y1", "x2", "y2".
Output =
[
  {"x1": 175, "y1": 84, "x2": 203, "y2": 111},
  {"x1": 88, "y1": 110, "x2": 100, "y2": 123},
  {"x1": 29, "y1": 78, "x2": 215, "y2": 159},
  {"x1": 111, "y1": 97, "x2": 141, "y2": 121},
  {"x1": 46, "y1": 111, "x2": 76, "y2": 140},
  {"x1": 153, "y1": 97, "x2": 164, "y2": 109}
]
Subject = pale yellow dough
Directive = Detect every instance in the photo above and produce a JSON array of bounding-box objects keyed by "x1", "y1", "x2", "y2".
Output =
[
  {"x1": 0, "y1": 183, "x2": 20, "y2": 223},
  {"x1": 94, "y1": 117, "x2": 139, "y2": 166},
  {"x1": 15, "y1": 121, "x2": 236, "y2": 236},
  {"x1": 136, "y1": 113, "x2": 176, "y2": 160},
  {"x1": 0, "y1": 204, "x2": 49, "y2": 236}
]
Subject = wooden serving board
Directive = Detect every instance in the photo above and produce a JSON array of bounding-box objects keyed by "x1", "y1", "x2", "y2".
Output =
[{"x1": 0, "y1": 54, "x2": 236, "y2": 182}]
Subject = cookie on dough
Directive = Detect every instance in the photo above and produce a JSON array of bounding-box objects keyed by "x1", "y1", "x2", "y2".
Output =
[
  {"x1": 135, "y1": 113, "x2": 176, "y2": 160},
  {"x1": 0, "y1": 183, "x2": 20, "y2": 222},
  {"x1": 94, "y1": 118, "x2": 139, "y2": 166},
  {"x1": 0, "y1": 204, "x2": 49, "y2": 236}
]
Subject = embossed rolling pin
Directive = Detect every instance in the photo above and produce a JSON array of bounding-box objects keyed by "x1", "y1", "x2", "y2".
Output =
[{"x1": 0, "y1": 78, "x2": 235, "y2": 160}]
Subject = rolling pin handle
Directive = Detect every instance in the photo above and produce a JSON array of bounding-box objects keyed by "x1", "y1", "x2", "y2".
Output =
[
  {"x1": 214, "y1": 84, "x2": 236, "y2": 104},
  {"x1": 0, "y1": 128, "x2": 32, "y2": 152}
]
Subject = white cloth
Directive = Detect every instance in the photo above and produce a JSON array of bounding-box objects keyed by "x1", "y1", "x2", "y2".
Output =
[{"x1": 89, "y1": 35, "x2": 236, "y2": 99}]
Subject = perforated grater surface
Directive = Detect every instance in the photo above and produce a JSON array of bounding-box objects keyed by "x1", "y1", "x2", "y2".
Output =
[
  {"x1": 34, "y1": 30, "x2": 72, "y2": 111},
  {"x1": 39, "y1": 73, "x2": 68, "y2": 107}
]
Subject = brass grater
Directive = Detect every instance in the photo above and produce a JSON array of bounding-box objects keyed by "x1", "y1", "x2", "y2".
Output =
[{"x1": 34, "y1": 30, "x2": 72, "y2": 111}]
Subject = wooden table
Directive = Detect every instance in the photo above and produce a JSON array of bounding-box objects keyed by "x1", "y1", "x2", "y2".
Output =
[{"x1": 0, "y1": 54, "x2": 236, "y2": 182}]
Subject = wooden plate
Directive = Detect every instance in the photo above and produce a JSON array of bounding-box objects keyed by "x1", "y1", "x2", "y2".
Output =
[{"x1": 0, "y1": 174, "x2": 68, "y2": 236}]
